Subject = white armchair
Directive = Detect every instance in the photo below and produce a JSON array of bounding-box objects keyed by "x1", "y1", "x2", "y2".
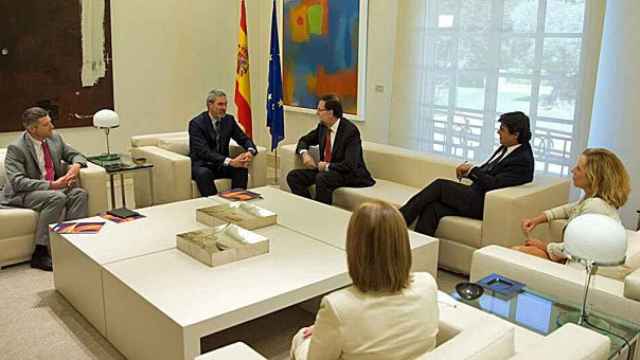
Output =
[
  {"x1": 470, "y1": 231, "x2": 640, "y2": 325},
  {"x1": 0, "y1": 148, "x2": 108, "y2": 268},
  {"x1": 129, "y1": 132, "x2": 267, "y2": 207}
]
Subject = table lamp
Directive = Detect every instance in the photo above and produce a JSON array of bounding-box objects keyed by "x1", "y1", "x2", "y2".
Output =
[
  {"x1": 93, "y1": 109, "x2": 120, "y2": 161},
  {"x1": 561, "y1": 213, "x2": 627, "y2": 326}
]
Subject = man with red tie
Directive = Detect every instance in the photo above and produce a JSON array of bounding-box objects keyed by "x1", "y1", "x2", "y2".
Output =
[
  {"x1": 2, "y1": 107, "x2": 89, "y2": 271},
  {"x1": 287, "y1": 95, "x2": 375, "y2": 205}
]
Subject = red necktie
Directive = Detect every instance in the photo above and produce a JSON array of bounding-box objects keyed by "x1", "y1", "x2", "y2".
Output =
[
  {"x1": 323, "y1": 128, "x2": 332, "y2": 162},
  {"x1": 42, "y1": 141, "x2": 55, "y2": 181}
]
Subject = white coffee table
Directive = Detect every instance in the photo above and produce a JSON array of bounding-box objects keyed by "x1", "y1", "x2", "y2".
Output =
[
  {"x1": 51, "y1": 187, "x2": 439, "y2": 360},
  {"x1": 101, "y1": 224, "x2": 349, "y2": 360},
  {"x1": 51, "y1": 196, "x2": 222, "y2": 335},
  {"x1": 221, "y1": 187, "x2": 439, "y2": 275}
]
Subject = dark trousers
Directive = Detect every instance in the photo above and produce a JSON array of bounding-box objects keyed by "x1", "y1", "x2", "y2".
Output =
[
  {"x1": 191, "y1": 164, "x2": 248, "y2": 197},
  {"x1": 399, "y1": 178, "x2": 483, "y2": 236},
  {"x1": 286, "y1": 169, "x2": 351, "y2": 205}
]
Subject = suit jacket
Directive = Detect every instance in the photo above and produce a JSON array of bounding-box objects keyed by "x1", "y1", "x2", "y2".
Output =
[
  {"x1": 295, "y1": 118, "x2": 375, "y2": 186},
  {"x1": 292, "y1": 272, "x2": 439, "y2": 360},
  {"x1": 188, "y1": 112, "x2": 257, "y2": 170},
  {"x1": 2, "y1": 132, "x2": 87, "y2": 206},
  {"x1": 464, "y1": 142, "x2": 534, "y2": 217}
]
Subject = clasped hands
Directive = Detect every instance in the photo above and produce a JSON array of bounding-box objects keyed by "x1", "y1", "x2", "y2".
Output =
[
  {"x1": 50, "y1": 163, "x2": 81, "y2": 190},
  {"x1": 455, "y1": 162, "x2": 472, "y2": 181},
  {"x1": 301, "y1": 152, "x2": 329, "y2": 171},
  {"x1": 229, "y1": 151, "x2": 253, "y2": 168}
]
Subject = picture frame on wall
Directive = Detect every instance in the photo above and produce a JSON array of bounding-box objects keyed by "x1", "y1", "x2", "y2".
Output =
[{"x1": 282, "y1": 0, "x2": 368, "y2": 121}]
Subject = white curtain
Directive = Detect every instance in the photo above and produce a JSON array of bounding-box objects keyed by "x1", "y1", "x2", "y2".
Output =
[
  {"x1": 389, "y1": 0, "x2": 604, "y2": 178},
  {"x1": 588, "y1": 1, "x2": 640, "y2": 229}
]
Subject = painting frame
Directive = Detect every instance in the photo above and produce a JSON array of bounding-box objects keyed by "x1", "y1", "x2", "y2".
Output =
[{"x1": 281, "y1": 0, "x2": 368, "y2": 121}]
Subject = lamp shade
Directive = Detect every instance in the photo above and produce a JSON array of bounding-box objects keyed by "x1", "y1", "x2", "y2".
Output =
[
  {"x1": 564, "y1": 213, "x2": 627, "y2": 265},
  {"x1": 93, "y1": 109, "x2": 120, "y2": 128}
]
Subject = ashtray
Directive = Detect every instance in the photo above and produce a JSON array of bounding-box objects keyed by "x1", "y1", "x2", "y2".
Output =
[
  {"x1": 455, "y1": 282, "x2": 484, "y2": 301},
  {"x1": 132, "y1": 157, "x2": 146, "y2": 165}
]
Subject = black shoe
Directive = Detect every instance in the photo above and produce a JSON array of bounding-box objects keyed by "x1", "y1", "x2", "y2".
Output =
[{"x1": 30, "y1": 249, "x2": 53, "y2": 272}]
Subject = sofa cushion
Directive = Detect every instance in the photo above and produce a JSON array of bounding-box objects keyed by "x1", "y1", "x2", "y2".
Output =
[
  {"x1": 333, "y1": 179, "x2": 419, "y2": 210},
  {"x1": 0, "y1": 148, "x2": 6, "y2": 188},
  {"x1": 594, "y1": 230, "x2": 640, "y2": 280},
  {"x1": 130, "y1": 131, "x2": 186, "y2": 147},
  {"x1": 158, "y1": 137, "x2": 190, "y2": 156},
  {"x1": 0, "y1": 207, "x2": 38, "y2": 238},
  {"x1": 424, "y1": 321, "x2": 515, "y2": 360},
  {"x1": 436, "y1": 216, "x2": 483, "y2": 248}
]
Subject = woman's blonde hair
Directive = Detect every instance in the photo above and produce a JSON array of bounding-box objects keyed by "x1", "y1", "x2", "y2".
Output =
[
  {"x1": 346, "y1": 200, "x2": 412, "y2": 293},
  {"x1": 582, "y1": 148, "x2": 630, "y2": 208}
]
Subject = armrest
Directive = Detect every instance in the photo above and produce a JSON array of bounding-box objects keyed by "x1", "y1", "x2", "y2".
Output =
[
  {"x1": 470, "y1": 246, "x2": 640, "y2": 323},
  {"x1": 624, "y1": 267, "x2": 640, "y2": 301},
  {"x1": 278, "y1": 144, "x2": 300, "y2": 192},
  {"x1": 509, "y1": 323, "x2": 609, "y2": 360},
  {"x1": 78, "y1": 162, "x2": 108, "y2": 215},
  {"x1": 423, "y1": 321, "x2": 515, "y2": 360},
  {"x1": 130, "y1": 146, "x2": 191, "y2": 206},
  {"x1": 278, "y1": 144, "x2": 320, "y2": 192},
  {"x1": 482, "y1": 176, "x2": 570, "y2": 248}
]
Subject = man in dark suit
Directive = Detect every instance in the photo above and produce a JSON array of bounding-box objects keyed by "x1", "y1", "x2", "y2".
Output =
[
  {"x1": 287, "y1": 94, "x2": 375, "y2": 205},
  {"x1": 189, "y1": 89, "x2": 258, "y2": 197},
  {"x1": 399, "y1": 111, "x2": 535, "y2": 236},
  {"x1": 2, "y1": 107, "x2": 89, "y2": 271}
]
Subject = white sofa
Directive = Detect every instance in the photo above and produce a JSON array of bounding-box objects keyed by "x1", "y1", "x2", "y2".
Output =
[
  {"x1": 129, "y1": 132, "x2": 267, "y2": 207},
  {"x1": 204, "y1": 324, "x2": 608, "y2": 360},
  {"x1": 470, "y1": 231, "x2": 640, "y2": 325},
  {"x1": 221, "y1": 296, "x2": 610, "y2": 360},
  {"x1": 279, "y1": 141, "x2": 571, "y2": 274},
  {"x1": 0, "y1": 148, "x2": 108, "y2": 268}
]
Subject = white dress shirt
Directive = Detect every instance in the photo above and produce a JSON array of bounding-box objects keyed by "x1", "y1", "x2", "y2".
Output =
[
  {"x1": 26, "y1": 133, "x2": 47, "y2": 181},
  {"x1": 300, "y1": 118, "x2": 340, "y2": 172}
]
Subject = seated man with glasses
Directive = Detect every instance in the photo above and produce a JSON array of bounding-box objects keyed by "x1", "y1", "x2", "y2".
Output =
[
  {"x1": 399, "y1": 111, "x2": 535, "y2": 236},
  {"x1": 286, "y1": 94, "x2": 375, "y2": 205}
]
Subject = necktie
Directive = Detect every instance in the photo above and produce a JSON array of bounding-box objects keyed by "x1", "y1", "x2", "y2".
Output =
[
  {"x1": 42, "y1": 141, "x2": 55, "y2": 181},
  {"x1": 485, "y1": 147, "x2": 507, "y2": 173},
  {"x1": 323, "y1": 128, "x2": 332, "y2": 162},
  {"x1": 213, "y1": 120, "x2": 222, "y2": 153}
]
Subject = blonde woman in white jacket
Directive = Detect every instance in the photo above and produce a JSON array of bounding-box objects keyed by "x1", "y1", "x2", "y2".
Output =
[{"x1": 291, "y1": 200, "x2": 439, "y2": 360}]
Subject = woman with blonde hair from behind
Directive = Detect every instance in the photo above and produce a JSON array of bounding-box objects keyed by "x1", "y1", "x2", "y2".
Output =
[
  {"x1": 290, "y1": 200, "x2": 439, "y2": 360},
  {"x1": 514, "y1": 148, "x2": 630, "y2": 262}
]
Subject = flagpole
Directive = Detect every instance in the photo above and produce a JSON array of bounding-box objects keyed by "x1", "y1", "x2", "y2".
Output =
[{"x1": 274, "y1": 148, "x2": 279, "y2": 184}]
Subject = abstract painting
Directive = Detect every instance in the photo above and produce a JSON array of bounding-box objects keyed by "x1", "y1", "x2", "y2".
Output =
[{"x1": 283, "y1": 0, "x2": 364, "y2": 115}]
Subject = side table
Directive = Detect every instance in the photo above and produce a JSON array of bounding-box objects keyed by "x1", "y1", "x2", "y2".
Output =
[
  {"x1": 88, "y1": 155, "x2": 154, "y2": 209},
  {"x1": 452, "y1": 281, "x2": 640, "y2": 360}
]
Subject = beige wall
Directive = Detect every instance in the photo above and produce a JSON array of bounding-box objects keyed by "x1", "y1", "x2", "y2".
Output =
[{"x1": 0, "y1": 0, "x2": 398, "y2": 155}]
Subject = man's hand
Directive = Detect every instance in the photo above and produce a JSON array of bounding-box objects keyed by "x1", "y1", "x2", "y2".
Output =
[
  {"x1": 49, "y1": 176, "x2": 71, "y2": 190},
  {"x1": 239, "y1": 151, "x2": 253, "y2": 163},
  {"x1": 302, "y1": 325, "x2": 314, "y2": 339},
  {"x1": 301, "y1": 152, "x2": 317, "y2": 169},
  {"x1": 456, "y1": 162, "x2": 472, "y2": 180},
  {"x1": 64, "y1": 163, "x2": 82, "y2": 184},
  {"x1": 318, "y1": 162, "x2": 330, "y2": 172},
  {"x1": 229, "y1": 153, "x2": 250, "y2": 168}
]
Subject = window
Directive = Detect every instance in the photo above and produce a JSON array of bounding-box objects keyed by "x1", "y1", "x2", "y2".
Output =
[{"x1": 394, "y1": 0, "x2": 590, "y2": 176}]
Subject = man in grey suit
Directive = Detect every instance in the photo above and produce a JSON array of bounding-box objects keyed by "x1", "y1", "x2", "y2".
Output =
[{"x1": 2, "y1": 107, "x2": 89, "y2": 271}]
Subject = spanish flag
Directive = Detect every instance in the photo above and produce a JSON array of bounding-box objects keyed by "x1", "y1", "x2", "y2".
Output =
[{"x1": 234, "y1": 0, "x2": 252, "y2": 138}]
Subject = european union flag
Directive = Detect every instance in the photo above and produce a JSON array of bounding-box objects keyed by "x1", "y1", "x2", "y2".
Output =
[{"x1": 266, "y1": 0, "x2": 284, "y2": 151}]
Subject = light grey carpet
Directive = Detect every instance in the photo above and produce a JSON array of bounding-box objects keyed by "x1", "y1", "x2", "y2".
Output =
[{"x1": 0, "y1": 262, "x2": 463, "y2": 360}]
